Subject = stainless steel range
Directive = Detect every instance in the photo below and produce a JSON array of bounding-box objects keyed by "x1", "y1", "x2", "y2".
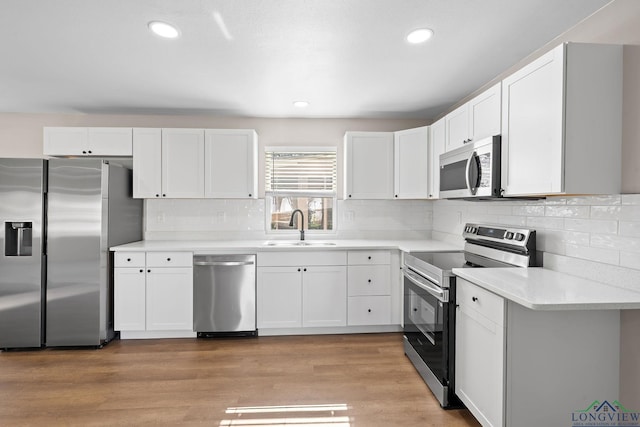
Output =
[{"x1": 403, "y1": 223, "x2": 537, "y2": 408}]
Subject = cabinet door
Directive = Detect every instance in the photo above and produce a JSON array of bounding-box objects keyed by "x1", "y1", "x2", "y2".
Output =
[
  {"x1": 133, "y1": 128, "x2": 163, "y2": 198},
  {"x1": 114, "y1": 267, "x2": 146, "y2": 331},
  {"x1": 161, "y1": 128, "x2": 205, "y2": 198},
  {"x1": 43, "y1": 127, "x2": 88, "y2": 156},
  {"x1": 469, "y1": 83, "x2": 501, "y2": 142},
  {"x1": 302, "y1": 266, "x2": 347, "y2": 327},
  {"x1": 394, "y1": 126, "x2": 429, "y2": 199},
  {"x1": 257, "y1": 267, "x2": 302, "y2": 329},
  {"x1": 445, "y1": 103, "x2": 469, "y2": 152},
  {"x1": 344, "y1": 132, "x2": 394, "y2": 199},
  {"x1": 501, "y1": 45, "x2": 564, "y2": 196},
  {"x1": 87, "y1": 127, "x2": 132, "y2": 156},
  {"x1": 204, "y1": 129, "x2": 257, "y2": 198},
  {"x1": 145, "y1": 267, "x2": 193, "y2": 331},
  {"x1": 455, "y1": 279, "x2": 505, "y2": 427},
  {"x1": 428, "y1": 118, "x2": 445, "y2": 199}
]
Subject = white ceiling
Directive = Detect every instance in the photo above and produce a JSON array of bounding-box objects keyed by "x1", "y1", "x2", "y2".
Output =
[{"x1": 0, "y1": 0, "x2": 611, "y2": 119}]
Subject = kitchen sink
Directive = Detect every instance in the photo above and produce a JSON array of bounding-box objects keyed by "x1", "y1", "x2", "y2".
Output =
[{"x1": 264, "y1": 241, "x2": 337, "y2": 247}]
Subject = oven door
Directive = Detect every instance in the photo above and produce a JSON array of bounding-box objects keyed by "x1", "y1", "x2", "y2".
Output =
[{"x1": 403, "y1": 268, "x2": 448, "y2": 383}]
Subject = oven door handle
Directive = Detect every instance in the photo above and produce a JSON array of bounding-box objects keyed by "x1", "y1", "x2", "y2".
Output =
[{"x1": 404, "y1": 269, "x2": 448, "y2": 303}]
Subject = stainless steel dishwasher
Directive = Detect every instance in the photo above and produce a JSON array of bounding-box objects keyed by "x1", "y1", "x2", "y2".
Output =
[{"x1": 193, "y1": 254, "x2": 257, "y2": 337}]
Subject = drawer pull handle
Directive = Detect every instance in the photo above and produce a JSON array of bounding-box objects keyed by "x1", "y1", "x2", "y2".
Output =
[
  {"x1": 167, "y1": 258, "x2": 171, "y2": 261},
  {"x1": 368, "y1": 309, "x2": 372, "y2": 313},
  {"x1": 127, "y1": 258, "x2": 131, "y2": 262},
  {"x1": 368, "y1": 256, "x2": 372, "y2": 260},
  {"x1": 472, "y1": 296, "x2": 478, "y2": 302},
  {"x1": 139, "y1": 269, "x2": 143, "y2": 273},
  {"x1": 147, "y1": 269, "x2": 151, "y2": 273},
  {"x1": 304, "y1": 268, "x2": 307, "y2": 272},
  {"x1": 298, "y1": 268, "x2": 301, "y2": 272},
  {"x1": 368, "y1": 279, "x2": 372, "y2": 283}
]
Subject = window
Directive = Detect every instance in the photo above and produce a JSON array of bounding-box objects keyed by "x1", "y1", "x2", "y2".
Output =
[{"x1": 265, "y1": 148, "x2": 337, "y2": 233}]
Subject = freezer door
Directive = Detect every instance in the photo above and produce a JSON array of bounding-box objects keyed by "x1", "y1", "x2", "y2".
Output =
[
  {"x1": 0, "y1": 159, "x2": 45, "y2": 348},
  {"x1": 46, "y1": 159, "x2": 104, "y2": 346}
]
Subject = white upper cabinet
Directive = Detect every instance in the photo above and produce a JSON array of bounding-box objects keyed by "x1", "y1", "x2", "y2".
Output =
[
  {"x1": 204, "y1": 129, "x2": 258, "y2": 199},
  {"x1": 428, "y1": 118, "x2": 445, "y2": 199},
  {"x1": 44, "y1": 127, "x2": 132, "y2": 156},
  {"x1": 468, "y1": 82, "x2": 501, "y2": 142},
  {"x1": 444, "y1": 103, "x2": 470, "y2": 152},
  {"x1": 133, "y1": 128, "x2": 162, "y2": 198},
  {"x1": 344, "y1": 132, "x2": 394, "y2": 199},
  {"x1": 445, "y1": 83, "x2": 501, "y2": 153},
  {"x1": 394, "y1": 126, "x2": 429, "y2": 199},
  {"x1": 161, "y1": 129, "x2": 205, "y2": 198},
  {"x1": 501, "y1": 43, "x2": 622, "y2": 196},
  {"x1": 133, "y1": 128, "x2": 205, "y2": 198}
]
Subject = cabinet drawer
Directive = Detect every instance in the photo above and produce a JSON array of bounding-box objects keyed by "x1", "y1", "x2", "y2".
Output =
[
  {"x1": 347, "y1": 296, "x2": 391, "y2": 326},
  {"x1": 347, "y1": 250, "x2": 391, "y2": 265},
  {"x1": 114, "y1": 252, "x2": 146, "y2": 267},
  {"x1": 457, "y1": 278, "x2": 505, "y2": 326},
  {"x1": 257, "y1": 251, "x2": 347, "y2": 267},
  {"x1": 348, "y1": 265, "x2": 391, "y2": 296},
  {"x1": 146, "y1": 252, "x2": 193, "y2": 268}
]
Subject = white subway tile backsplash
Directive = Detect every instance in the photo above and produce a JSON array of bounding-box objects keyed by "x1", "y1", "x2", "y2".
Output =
[
  {"x1": 564, "y1": 218, "x2": 618, "y2": 234},
  {"x1": 543, "y1": 253, "x2": 640, "y2": 291},
  {"x1": 545, "y1": 205, "x2": 590, "y2": 218},
  {"x1": 620, "y1": 221, "x2": 640, "y2": 237},
  {"x1": 590, "y1": 205, "x2": 622, "y2": 220},
  {"x1": 512, "y1": 205, "x2": 545, "y2": 216},
  {"x1": 526, "y1": 216, "x2": 564, "y2": 230},
  {"x1": 620, "y1": 252, "x2": 640, "y2": 271},
  {"x1": 591, "y1": 233, "x2": 640, "y2": 253},
  {"x1": 432, "y1": 194, "x2": 640, "y2": 291},
  {"x1": 621, "y1": 194, "x2": 640, "y2": 205},
  {"x1": 565, "y1": 244, "x2": 620, "y2": 265},
  {"x1": 567, "y1": 195, "x2": 621, "y2": 205}
]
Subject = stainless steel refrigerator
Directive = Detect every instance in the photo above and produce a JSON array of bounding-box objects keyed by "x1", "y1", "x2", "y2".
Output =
[{"x1": 0, "y1": 158, "x2": 142, "y2": 349}]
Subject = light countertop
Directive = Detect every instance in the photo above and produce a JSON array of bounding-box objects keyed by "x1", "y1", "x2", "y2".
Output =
[
  {"x1": 452, "y1": 267, "x2": 640, "y2": 311},
  {"x1": 111, "y1": 239, "x2": 462, "y2": 254}
]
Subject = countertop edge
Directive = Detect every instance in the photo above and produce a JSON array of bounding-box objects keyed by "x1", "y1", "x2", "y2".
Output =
[{"x1": 452, "y1": 267, "x2": 640, "y2": 311}]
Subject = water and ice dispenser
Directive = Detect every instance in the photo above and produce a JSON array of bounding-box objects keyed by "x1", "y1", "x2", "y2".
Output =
[{"x1": 5, "y1": 222, "x2": 33, "y2": 256}]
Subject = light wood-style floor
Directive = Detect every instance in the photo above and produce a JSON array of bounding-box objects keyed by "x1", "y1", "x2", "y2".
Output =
[{"x1": 0, "y1": 333, "x2": 480, "y2": 426}]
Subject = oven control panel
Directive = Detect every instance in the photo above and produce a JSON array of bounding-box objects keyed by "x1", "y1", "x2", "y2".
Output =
[{"x1": 463, "y1": 223, "x2": 533, "y2": 247}]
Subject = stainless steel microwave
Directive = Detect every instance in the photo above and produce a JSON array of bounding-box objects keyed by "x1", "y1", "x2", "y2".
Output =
[{"x1": 439, "y1": 135, "x2": 501, "y2": 199}]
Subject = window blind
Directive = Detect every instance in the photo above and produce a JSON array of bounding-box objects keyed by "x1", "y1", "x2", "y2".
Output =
[{"x1": 265, "y1": 150, "x2": 337, "y2": 194}]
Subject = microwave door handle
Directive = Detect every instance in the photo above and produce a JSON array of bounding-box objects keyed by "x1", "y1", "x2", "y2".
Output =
[{"x1": 465, "y1": 151, "x2": 475, "y2": 194}]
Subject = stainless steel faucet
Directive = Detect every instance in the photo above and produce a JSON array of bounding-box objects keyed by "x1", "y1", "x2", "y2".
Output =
[{"x1": 289, "y1": 209, "x2": 305, "y2": 241}]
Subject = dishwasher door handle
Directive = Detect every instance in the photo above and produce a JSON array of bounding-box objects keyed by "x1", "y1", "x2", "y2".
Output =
[{"x1": 194, "y1": 261, "x2": 255, "y2": 267}]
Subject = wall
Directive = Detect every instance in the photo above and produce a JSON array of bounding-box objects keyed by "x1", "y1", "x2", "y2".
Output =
[
  {"x1": 432, "y1": 195, "x2": 640, "y2": 407},
  {"x1": 144, "y1": 198, "x2": 432, "y2": 241}
]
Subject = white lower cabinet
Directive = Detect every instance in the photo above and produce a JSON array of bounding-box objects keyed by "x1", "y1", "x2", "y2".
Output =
[
  {"x1": 256, "y1": 267, "x2": 303, "y2": 329},
  {"x1": 145, "y1": 268, "x2": 193, "y2": 331},
  {"x1": 114, "y1": 267, "x2": 146, "y2": 331},
  {"x1": 114, "y1": 251, "x2": 194, "y2": 338},
  {"x1": 257, "y1": 250, "x2": 398, "y2": 333},
  {"x1": 257, "y1": 252, "x2": 347, "y2": 331},
  {"x1": 455, "y1": 279, "x2": 505, "y2": 427},
  {"x1": 455, "y1": 277, "x2": 621, "y2": 427},
  {"x1": 347, "y1": 250, "x2": 392, "y2": 326}
]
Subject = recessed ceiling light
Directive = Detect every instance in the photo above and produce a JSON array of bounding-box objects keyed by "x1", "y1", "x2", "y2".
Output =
[
  {"x1": 293, "y1": 101, "x2": 309, "y2": 108},
  {"x1": 148, "y1": 21, "x2": 181, "y2": 39},
  {"x1": 406, "y1": 28, "x2": 434, "y2": 44}
]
